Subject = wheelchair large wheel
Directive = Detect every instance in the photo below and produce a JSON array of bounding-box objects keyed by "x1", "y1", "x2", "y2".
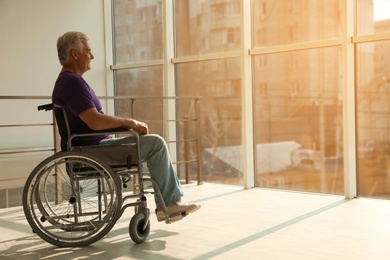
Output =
[{"x1": 23, "y1": 151, "x2": 122, "y2": 247}]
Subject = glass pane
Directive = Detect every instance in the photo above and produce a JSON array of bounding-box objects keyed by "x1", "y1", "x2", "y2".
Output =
[
  {"x1": 356, "y1": 40, "x2": 390, "y2": 199},
  {"x1": 175, "y1": 0, "x2": 241, "y2": 56},
  {"x1": 252, "y1": 0, "x2": 340, "y2": 47},
  {"x1": 357, "y1": 0, "x2": 390, "y2": 35},
  {"x1": 113, "y1": 0, "x2": 163, "y2": 64},
  {"x1": 253, "y1": 47, "x2": 344, "y2": 194},
  {"x1": 115, "y1": 67, "x2": 164, "y2": 136},
  {"x1": 175, "y1": 58, "x2": 242, "y2": 185}
]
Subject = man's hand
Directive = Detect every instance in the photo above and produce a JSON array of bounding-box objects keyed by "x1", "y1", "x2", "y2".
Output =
[{"x1": 130, "y1": 119, "x2": 149, "y2": 135}]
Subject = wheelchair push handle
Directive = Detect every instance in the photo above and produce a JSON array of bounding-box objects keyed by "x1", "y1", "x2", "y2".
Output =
[{"x1": 38, "y1": 103, "x2": 53, "y2": 111}]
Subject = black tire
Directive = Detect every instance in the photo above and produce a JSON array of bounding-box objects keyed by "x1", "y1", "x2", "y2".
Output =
[{"x1": 129, "y1": 212, "x2": 150, "y2": 244}]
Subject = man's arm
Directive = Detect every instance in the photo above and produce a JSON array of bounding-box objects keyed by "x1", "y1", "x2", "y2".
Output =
[{"x1": 79, "y1": 107, "x2": 149, "y2": 135}]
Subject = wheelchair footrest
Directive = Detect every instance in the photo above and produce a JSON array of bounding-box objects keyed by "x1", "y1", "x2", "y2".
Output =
[{"x1": 165, "y1": 211, "x2": 188, "y2": 224}]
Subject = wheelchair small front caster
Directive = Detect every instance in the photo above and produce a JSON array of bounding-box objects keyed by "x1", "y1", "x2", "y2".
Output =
[{"x1": 129, "y1": 212, "x2": 150, "y2": 244}]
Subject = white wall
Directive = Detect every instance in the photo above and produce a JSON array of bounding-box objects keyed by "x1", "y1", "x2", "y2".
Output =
[
  {"x1": 0, "y1": 0, "x2": 110, "y2": 95},
  {"x1": 0, "y1": 0, "x2": 112, "y2": 148},
  {"x1": 0, "y1": 0, "x2": 113, "y2": 190}
]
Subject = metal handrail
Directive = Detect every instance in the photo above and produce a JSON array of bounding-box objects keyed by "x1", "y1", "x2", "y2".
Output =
[{"x1": 0, "y1": 95, "x2": 203, "y2": 185}]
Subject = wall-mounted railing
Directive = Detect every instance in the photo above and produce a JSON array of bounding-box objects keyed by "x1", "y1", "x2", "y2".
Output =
[{"x1": 0, "y1": 95, "x2": 55, "y2": 155}]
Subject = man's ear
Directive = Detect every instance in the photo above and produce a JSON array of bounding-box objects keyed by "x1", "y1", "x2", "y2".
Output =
[{"x1": 70, "y1": 49, "x2": 78, "y2": 60}]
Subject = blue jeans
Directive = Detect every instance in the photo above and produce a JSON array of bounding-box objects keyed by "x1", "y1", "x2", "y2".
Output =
[{"x1": 99, "y1": 134, "x2": 184, "y2": 207}]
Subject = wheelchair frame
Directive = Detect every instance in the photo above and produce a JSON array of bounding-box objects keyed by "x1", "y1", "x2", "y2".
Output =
[{"x1": 22, "y1": 103, "x2": 175, "y2": 247}]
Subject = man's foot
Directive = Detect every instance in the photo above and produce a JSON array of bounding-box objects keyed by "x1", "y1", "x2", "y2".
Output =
[{"x1": 156, "y1": 202, "x2": 201, "y2": 222}]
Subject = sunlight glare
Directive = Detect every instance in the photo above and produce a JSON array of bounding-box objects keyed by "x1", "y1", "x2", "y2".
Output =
[{"x1": 374, "y1": 0, "x2": 390, "y2": 21}]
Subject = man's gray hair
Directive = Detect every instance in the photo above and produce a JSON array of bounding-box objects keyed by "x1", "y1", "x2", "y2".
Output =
[{"x1": 57, "y1": 31, "x2": 88, "y2": 65}]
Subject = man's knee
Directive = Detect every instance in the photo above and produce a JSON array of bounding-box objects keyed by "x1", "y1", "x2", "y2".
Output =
[
  {"x1": 152, "y1": 134, "x2": 168, "y2": 148},
  {"x1": 142, "y1": 134, "x2": 167, "y2": 149}
]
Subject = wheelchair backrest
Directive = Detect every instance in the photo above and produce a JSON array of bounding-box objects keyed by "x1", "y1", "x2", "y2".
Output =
[
  {"x1": 38, "y1": 103, "x2": 70, "y2": 151},
  {"x1": 53, "y1": 105, "x2": 72, "y2": 151}
]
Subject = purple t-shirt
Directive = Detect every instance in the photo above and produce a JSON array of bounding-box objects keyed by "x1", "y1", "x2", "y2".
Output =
[{"x1": 52, "y1": 71, "x2": 109, "y2": 146}]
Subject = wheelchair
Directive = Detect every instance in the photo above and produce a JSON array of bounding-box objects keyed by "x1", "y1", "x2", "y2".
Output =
[{"x1": 22, "y1": 103, "x2": 179, "y2": 247}]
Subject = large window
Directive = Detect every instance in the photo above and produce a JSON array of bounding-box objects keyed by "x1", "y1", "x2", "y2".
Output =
[
  {"x1": 175, "y1": 59, "x2": 242, "y2": 184},
  {"x1": 253, "y1": 48, "x2": 343, "y2": 194},
  {"x1": 111, "y1": 0, "x2": 390, "y2": 198},
  {"x1": 252, "y1": 0, "x2": 343, "y2": 194},
  {"x1": 356, "y1": 0, "x2": 390, "y2": 199},
  {"x1": 113, "y1": 0, "x2": 164, "y2": 135},
  {"x1": 175, "y1": 0, "x2": 242, "y2": 184}
]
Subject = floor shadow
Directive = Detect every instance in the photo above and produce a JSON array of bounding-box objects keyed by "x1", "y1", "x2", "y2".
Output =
[{"x1": 0, "y1": 228, "x2": 181, "y2": 260}]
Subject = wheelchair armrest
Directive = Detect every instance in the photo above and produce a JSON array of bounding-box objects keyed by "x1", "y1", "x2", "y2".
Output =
[
  {"x1": 76, "y1": 127, "x2": 132, "y2": 135},
  {"x1": 69, "y1": 127, "x2": 140, "y2": 150}
]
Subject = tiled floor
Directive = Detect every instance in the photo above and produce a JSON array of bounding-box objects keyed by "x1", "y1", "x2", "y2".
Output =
[{"x1": 1, "y1": 183, "x2": 390, "y2": 259}]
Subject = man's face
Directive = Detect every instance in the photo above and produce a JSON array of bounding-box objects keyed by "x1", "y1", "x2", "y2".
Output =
[{"x1": 76, "y1": 40, "x2": 94, "y2": 74}]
